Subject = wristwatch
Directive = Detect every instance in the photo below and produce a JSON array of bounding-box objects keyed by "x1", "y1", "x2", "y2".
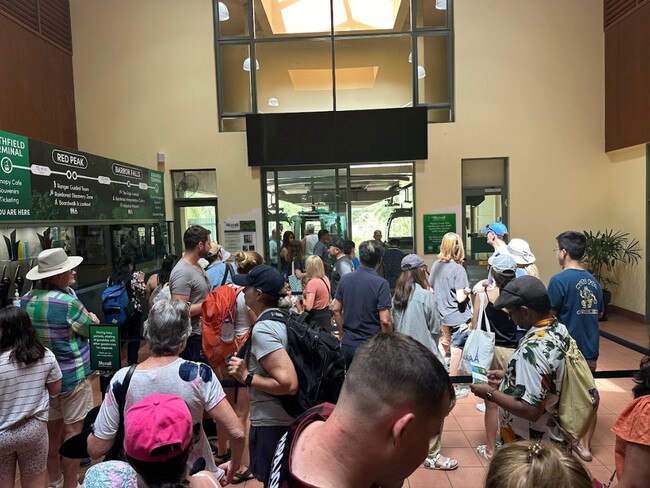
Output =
[
  {"x1": 244, "y1": 373, "x2": 254, "y2": 387},
  {"x1": 486, "y1": 388, "x2": 497, "y2": 403}
]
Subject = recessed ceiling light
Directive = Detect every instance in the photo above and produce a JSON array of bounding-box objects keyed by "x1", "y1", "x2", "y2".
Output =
[
  {"x1": 435, "y1": 0, "x2": 447, "y2": 10},
  {"x1": 268, "y1": 98, "x2": 280, "y2": 107},
  {"x1": 408, "y1": 52, "x2": 413, "y2": 63},
  {"x1": 417, "y1": 66, "x2": 426, "y2": 79}
]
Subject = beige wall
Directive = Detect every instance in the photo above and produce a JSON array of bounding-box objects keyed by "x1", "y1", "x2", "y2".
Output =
[
  {"x1": 608, "y1": 145, "x2": 646, "y2": 315},
  {"x1": 70, "y1": 0, "x2": 643, "y2": 313}
]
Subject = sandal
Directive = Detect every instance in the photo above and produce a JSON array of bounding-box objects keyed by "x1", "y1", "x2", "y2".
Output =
[
  {"x1": 476, "y1": 444, "x2": 492, "y2": 461},
  {"x1": 231, "y1": 467, "x2": 255, "y2": 485},
  {"x1": 423, "y1": 453, "x2": 459, "y2": 471},
  {"x1": 572, "y1": 443, "x2": 593, "y2": 462},
  {"x1": 214, "y1": 448, "x2": 231, "y2": 464}
]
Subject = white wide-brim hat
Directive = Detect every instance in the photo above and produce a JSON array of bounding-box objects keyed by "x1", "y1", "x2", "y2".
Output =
[
  {"x1": 26, "y1": 248, "x2": 83, "y2": 281},
  {"x1": 506, "y1": 238, "x2": 536, "y2": 265}
]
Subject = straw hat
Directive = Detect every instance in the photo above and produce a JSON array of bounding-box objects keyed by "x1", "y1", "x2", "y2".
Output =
[
  {"x1": 506, "y1": 238, "x2": 536, "y2": 265},
  {"x1": 26, "y1": 248, "x2": 83, "y2": 281},
  {"x1": 208, "y1": 242, "x2": 231, "y2": 262}
]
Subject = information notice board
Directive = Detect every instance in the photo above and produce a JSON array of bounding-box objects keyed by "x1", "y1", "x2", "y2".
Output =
[
  {"x1": 89, "y1": 325, "x2": 121, "y2": 371},
  {"x1": 0, "y1": 129, "x2": 165, "y2": 222},
  {"x1": 423, "y1": 213, "x2": 456, "y2": 254}
]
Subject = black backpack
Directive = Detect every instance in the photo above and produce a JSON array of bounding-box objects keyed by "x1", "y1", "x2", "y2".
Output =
[{"x1": 241, "y1": 309, "x2": 346, "y2": 418}]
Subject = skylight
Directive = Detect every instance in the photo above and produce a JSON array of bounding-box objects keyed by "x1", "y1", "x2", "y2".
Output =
[{"x1": 261, "y1": 0, "x2": 404, "y2": 35}]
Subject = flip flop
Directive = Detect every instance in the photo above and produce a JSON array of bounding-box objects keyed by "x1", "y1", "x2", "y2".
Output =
[
  {"x1": 476, "y1": 444, "x2": 492, "y2": 461},
  {"x1": 423, "y1": 453, "x2": 459, "y2": 471},
  {"x1": 231, "y1": 467, "x2": 255, "y2": 485},
  {"x1": 572, "y1": 443, "x2": 593, "y2": 462},
  {"x1": 214, "y1": 448, "x2": 231, "y2": 464}
]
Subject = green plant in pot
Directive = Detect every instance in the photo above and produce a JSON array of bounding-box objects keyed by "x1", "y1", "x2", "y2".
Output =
[{"x1": 582, "y1": 229, "x2": 642, "y2": 321}]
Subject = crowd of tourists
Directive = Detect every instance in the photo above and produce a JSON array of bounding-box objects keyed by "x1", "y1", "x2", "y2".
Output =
[{"x1": 1, "y1": 223, "x2": 649, "y2": 488}]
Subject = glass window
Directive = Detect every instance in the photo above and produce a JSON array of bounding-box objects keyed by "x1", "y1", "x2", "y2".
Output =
[
  {"x1": 416, "y1": 34, "x2": 448, "y2": 105},
  {"x1": 221, "y1": 117, "x2": 247, "y2": 131},
  {"x1": 335, "y1": 35, "x2": 412, "y2": 111},
  {"x1": 219, "y1": 44, "x2": 252, "y2": 114},
  {"x1": 256, "y1": 39, "x2": 333, "y2": 113},
  {"x1": 216, "y1": 0, "x2": 250, "y2": 37},
  {"x1": 172, "y1": 170, "x2": 218, "y2": 200},
  {"x1": 415, "y1": 0, "x2": 448, "y2": 29},
  {"x1": 215, "y1": 1, "x2": 453, "y2": 130}
]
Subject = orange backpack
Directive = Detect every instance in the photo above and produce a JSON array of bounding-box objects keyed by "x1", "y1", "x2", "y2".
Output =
[{"x1": 201, "y1": 284, "x2": 249, "y2": 370}]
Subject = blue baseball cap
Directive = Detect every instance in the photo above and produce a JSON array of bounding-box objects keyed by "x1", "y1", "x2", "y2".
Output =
[
  {"x1": 232, "y1": 264, "x2": 285, "y2": 296},
  {"x1": 481, "y1": 222, "x2": 508, "y2": 237}
]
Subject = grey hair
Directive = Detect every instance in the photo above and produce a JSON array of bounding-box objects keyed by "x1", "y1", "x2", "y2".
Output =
[{"x1": 144, "y1": 300, "x2": 192, "y2": 356}]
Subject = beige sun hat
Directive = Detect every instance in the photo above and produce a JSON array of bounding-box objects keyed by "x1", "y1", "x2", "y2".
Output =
[
  {"x1": 26, "y1": 248, "x2": 84, "y2": 281},
  {"x1": 506, "y1": 238, "x2": 536, "y2": 265}
]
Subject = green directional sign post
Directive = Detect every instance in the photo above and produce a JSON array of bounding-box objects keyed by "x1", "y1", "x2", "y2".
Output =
[
  {"x1": 423, "y1": 213, "x2": 456, "y2": 254},
  {"x1": 90, "y1": 325, "x2": 121, "y2": 371},
  {"x1": 0, "y1": 130, "x2": 32, "y2": 220}
]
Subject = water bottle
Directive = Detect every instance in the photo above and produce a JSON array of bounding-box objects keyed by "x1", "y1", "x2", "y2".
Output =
[
  {"x1": 221, "y1": 318, "x2": 235, "y2": 343},
  {"x1": 13, "y1": 290, "x2": 21, "y2": 307}
]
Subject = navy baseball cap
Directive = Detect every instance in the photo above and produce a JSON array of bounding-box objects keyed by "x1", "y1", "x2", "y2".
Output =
[
  {"x1": 481, "y1": 222, "x2": 508, "y2": 237},
  {"x1": 233, "y1": 265, "x2": 285, "y2": 296}
]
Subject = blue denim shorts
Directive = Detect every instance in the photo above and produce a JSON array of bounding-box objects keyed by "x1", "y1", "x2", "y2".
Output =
[{"x1": 451, "y1": 325, "x2": 469, "y2": 348}]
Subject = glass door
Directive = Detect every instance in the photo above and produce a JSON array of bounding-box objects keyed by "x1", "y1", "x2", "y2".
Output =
[
  {"x1": 264, "y1": 168, "x2": 349, "y2": 268},
  {"x1": 173, "y1": 202, "x2": 218, "y2": 256},
  {"x1": 461, "y1": 157, "x2": 508, "y2": 285}
]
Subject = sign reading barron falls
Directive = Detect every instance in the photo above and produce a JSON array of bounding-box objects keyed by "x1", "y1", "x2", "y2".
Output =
[{"x1": 0, "y1": 129, "x2": 165, "y2": 222}]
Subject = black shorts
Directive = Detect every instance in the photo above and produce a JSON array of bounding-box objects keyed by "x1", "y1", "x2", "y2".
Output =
[{"x1": 249, "y1": 425, "x2": 290, "y2": 483}]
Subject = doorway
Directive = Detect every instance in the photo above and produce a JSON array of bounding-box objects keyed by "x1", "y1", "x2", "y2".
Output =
[
  {"x1": 462, "y1": 158, "x2": 508, "y2": 284},
  {"x1": 262, "y1": 163, "x2": 414, "y2": 265}
]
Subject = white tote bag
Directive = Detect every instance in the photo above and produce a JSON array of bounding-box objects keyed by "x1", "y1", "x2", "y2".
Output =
[{"x1": 460, "y1": 292, "x2": 495, "y2": 373}]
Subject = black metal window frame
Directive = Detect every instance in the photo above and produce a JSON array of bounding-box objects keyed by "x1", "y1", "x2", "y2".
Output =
[{"x1": 213, "y1": 0, "x2": 455, "y2": 131}]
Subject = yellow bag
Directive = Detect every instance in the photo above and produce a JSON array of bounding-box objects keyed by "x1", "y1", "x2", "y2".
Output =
[{"x1": 556, "y1": 337, "x2": 599, "y2": 443}]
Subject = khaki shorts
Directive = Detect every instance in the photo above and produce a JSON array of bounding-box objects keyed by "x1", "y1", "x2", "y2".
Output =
[
  {"x1": 49, "y1": 379, "x2": 94, "y2": 424},
  {"x1": 491, "y1": 346, "x2": 515, "y2": 370}
]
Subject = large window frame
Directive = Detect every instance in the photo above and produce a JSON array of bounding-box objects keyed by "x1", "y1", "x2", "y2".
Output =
[{"x1": 214, "y1": 0, "x2": 454, "y2": 131}]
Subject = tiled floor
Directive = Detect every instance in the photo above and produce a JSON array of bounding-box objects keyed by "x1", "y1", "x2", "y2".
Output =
[{"x1": 16, "y1": 314, "x2": 649, "y2": 488}]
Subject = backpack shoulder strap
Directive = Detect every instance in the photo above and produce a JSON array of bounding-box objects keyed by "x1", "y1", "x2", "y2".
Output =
[
  {"x1": 320, "y1": 277, "x2": 330, "y2": 295},
  {"x1": 220, "y1": 263, "x2": 233, "y2": 286}
]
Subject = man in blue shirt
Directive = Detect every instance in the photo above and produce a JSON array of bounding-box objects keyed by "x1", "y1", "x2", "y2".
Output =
[
  {"x1": 547, "y1": 230, "x2": 603, "y2": 462},
  {"x1": 331, "y1": 240, "x2": 393, "y2": 367}
]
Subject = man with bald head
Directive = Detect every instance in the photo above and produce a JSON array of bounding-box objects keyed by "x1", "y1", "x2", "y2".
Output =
[{"x1": 267, "y1": 333, "x2": 455, "y2": 488}]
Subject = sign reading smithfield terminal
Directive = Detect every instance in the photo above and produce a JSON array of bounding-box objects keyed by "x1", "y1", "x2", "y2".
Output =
[
  {"x1": 0, "y1": 129, "x2": 165, "y2": 222},
  {"x1": 423, "y1": 213, "x2": 456, "y2": 254}
]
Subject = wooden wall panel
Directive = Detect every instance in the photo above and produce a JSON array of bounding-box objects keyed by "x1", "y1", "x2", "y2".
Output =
[
  {"x1": 605, "y1": 2, "x2": 650, "y2": 151},
  {"x1": 0, "y1": 13, "x2": 77, "y2": 148}
]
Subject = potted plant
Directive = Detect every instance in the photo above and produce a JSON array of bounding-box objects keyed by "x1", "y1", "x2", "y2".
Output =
[{"x1": 582, "y1": 229, "x2": 642, "y2": 321}]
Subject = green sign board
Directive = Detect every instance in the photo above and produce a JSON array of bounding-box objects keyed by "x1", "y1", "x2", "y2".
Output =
[
  {"x1": 0, "y1": 129, "x2": 165, "y2": 222},
  {"x1": 423, "y1": 213, "x2": 456, "y2": 254},
  {"x1": 90, "y1": 325, "x2": 121, "y2": 371},
  {"x1": 0, "y1": 131, "x2": 32, "y2": 220}
]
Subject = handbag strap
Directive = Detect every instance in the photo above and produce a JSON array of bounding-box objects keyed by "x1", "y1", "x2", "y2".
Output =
[
  {"x1": 478, "y1": 292, "x2": 493, "y2": 333},
  {"x1": 117, "y1": 364, "x2": 137, "y2": 423}
]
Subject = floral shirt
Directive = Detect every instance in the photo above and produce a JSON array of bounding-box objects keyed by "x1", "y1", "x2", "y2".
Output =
[{"x1": 498, "y1": 318, "x2": 569, "y2": 444}]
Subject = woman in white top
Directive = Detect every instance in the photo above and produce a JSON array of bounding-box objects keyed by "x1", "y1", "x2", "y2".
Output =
[
  {"x1": 0, "y1": 306, "x2": 62, "y2": 488},
  {"x1": 87, "y1": 301, "x2": 246, "y2": 486}
]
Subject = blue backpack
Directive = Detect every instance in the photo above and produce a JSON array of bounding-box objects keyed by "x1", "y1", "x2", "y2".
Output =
[{"x1": 101, "y1": 283, "x2": 132, "y2": 326}]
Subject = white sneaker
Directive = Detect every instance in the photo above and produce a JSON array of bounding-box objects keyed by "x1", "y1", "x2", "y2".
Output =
[
  {"x1": 454, "y1": 386, "x2": 469, "y2": 399},
  {"x1": 476, "y1": 402, "x2": 486, "y2": 413}
]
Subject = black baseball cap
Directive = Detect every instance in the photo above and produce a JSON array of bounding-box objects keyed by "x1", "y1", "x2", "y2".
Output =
[
  {"x1": 493, "y1": 275, "x2": 548, "y2": 309},
  {"x1": 233, "y1": 264, "x2": 285, "y2": 296}
]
